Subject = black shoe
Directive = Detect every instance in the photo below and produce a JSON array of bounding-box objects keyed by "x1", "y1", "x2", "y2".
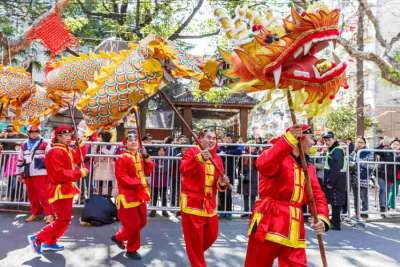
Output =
[
  {"x1": 125, "y1": 251, "x2": 142, "y2": 260},
  {"x1": 149, "y1": 210, "x2": 156, "y2": 217},
  {"x1": 162, "y1": 211, "x2": 170, "y2": 218},
  {"x1": 360, "y1": 214, "x2": 369, "y2": 219},
  {"x1": 331, "y1": 226, "x2": 341, "y2": 231},
  {"x1": 110, "y1": 236, "x2": 125, "y2": 249},
  {"x1": 380, "y1": 206, "x2": 386, "y2": 213}
]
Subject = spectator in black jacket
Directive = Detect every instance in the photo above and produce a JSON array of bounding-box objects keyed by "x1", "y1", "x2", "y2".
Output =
[
  {"x1": 323, "y1": 131, "x2": 347, "y2": 230},
  {"x1": 218, "y1": 134, "x2": 242, "y2": 219},
  {"x1": 375, "y1": 137, "x2": 398, "y2": 216}
]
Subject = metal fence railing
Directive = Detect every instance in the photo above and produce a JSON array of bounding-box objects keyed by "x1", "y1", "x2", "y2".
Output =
[
  {"x1": 4, "y1": 139, "x2": 396, "y2": 220},
  {"x1": 354, "y1": 149, "x2": 400, "y2": 219}
]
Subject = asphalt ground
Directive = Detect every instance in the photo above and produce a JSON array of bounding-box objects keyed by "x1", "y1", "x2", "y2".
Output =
[{"x1": 0, "y1": 211, "x2": 399, "y2": 267}]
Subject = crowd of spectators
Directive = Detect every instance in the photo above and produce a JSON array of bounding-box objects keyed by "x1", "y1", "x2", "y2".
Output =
[{"x1": 1, "y1": 125, "x2": 399, "y2": 225}]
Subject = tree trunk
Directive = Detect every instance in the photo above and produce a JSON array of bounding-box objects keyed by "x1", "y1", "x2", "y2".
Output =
[{"x1": 356, "y1": 3, "x2": 365, "y2": 137}]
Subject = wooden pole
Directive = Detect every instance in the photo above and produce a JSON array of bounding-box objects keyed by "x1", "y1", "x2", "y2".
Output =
[
  {"x1": 286, "y1": 91, "x2": 328, "y2": 267},
  {"x1": 159, "y1": 90, "x2": 229, "y2": 185},
  {"x1": 132, "y1": 106, "x2": 144, "y2": 150},
  {"x1": 132, "y1": 105, "x2": 149, "y2": 174}
]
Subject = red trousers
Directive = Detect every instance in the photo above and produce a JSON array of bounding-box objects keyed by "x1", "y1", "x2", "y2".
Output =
[
  {"x1": 115, "y1": 203, "x2": 147, "y2": 253},
  {"x1": 181, "y1": 213, "x2": 218, "y2": 267},
  {"x1": 36, "y1": 198, "x2": 73, "y2": 245},
  {"x1": 245, "y1": 235, "x2": 307, "y2": 267},
  {"x1": 25, "y1": 175, "x2": 52, "y2": 216}
]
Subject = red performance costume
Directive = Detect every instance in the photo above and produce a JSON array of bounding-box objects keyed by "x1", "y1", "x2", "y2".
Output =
[
  {"x1": 245, "y1": 129, "x2": 330, "y2": 267},
  {"x1": 35, "y1": 125, "x2": 87, "y2": 247},
  {"x1": 114, "y1": 150, "x2": 153, "y2": 254},
  {"x1": 180, "y1": 146, "x2": 226, "y2": 267}
]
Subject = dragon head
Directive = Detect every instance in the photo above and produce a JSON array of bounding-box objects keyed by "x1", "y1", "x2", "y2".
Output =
[{"x1": 215, "y1": 5, "x2": 348, "y2": 116}]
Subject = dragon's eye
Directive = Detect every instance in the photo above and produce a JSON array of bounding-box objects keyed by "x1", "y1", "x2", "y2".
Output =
[
  {"x1": 265, "y1": 34, "x2": 280, "y2": 44},
  {"x1": 265, "y1": 35, "x2": 274, "y2": 44}
]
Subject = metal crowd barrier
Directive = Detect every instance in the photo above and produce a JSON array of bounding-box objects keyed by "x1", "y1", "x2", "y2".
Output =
[
  {"x1": 0, "y1": 139, "x2": 356, "y2": 219},
  {"x1": 354, "y1": 149, "x2": 400, "y2": 219}
]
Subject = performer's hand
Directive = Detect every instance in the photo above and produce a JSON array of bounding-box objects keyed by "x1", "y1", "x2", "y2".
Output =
[
  {"x1": 80, "y1": 167, "x2": 89, "y2": 177},
  {"x1": 219, "y1": 175, "x2": 230, "y2": 185},
  {"x1": 311, "y1": 220, "x2": 325, "y2": 234},
  {"x1": 201, "y1": 150, "x2": 212, "y2": 161},
  {"x1": 219, "y1": 175, "x2": 232, "y2": 189},
  {"x1": 141, "y1": 148, "x2": 148, "y2": 158},
  {"x1": 289, "y1": 125, "x2": 303, "y2": 139}
]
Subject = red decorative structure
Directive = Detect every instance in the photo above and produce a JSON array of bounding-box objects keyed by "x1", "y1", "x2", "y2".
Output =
[{"x1": 25, "y1": 3, "x2": 78, "y2": 58}]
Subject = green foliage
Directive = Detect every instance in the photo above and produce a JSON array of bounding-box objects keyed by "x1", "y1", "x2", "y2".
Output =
[
  {"x1": 192, "y1": 86, "x2": 232, "y2": 105},
  {"x1": 323, "y1": 105, "x2": 375, "y2": 140}
]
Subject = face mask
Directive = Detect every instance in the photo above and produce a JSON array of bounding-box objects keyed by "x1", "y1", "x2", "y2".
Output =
[{"x1": 308, "y1": 146, "x2": 318, "y2": 156}]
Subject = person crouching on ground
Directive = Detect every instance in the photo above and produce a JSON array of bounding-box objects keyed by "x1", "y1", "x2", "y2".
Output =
[
  {"x1": 111, "y1": 132, "x2": 154, "y2": 260},
  {"x1": 27, "y1": 125, "x2": 88, "y2": 254}
]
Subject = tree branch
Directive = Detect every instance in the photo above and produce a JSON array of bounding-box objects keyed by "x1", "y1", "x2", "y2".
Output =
[
  {"x1": 389, "y1": 31, "x2": 400, "y2": 50},
  {"x1": 168, "y1": 0, "x2": 204, "y2": 41},
  {"x1": 358, "y1": 0, "x2": 388, "y2": 48},
  {"x1": 338, "y1": 37, "x2": 400, "y2": 86},
  {"x1": 75, "y1": 0, "x2": 121, "y2": 20},
  {"x1": 102, "y1": 0, "x2": 113, "y2": 13},
  {"x1": 175, "y1": 29, "x2": 220, "y2": 39}
]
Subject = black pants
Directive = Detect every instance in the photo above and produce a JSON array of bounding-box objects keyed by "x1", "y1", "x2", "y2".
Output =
[
  {"x1": 331, "y1": 205, "x2": 341, "y2": 229},
  {"x1": 352, "y1": 183, "x2": 369, "y2": 216},
  {"x1": 243, "y1": 195, "x2": 256, "y2": 212},
  {"x1": 170, "y1": 177, "x2": 181, "y2": 207},
  {"x1": 218, "y1": 188, "x2": 232, "y2": 211},
  {"x1": 152, "y1": 187, "x2": 167, "y2": 207}
]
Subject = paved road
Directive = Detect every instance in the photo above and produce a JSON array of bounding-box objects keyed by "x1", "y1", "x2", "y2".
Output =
[{"x1": 0, "y1": 212, "x2": 399, "y2": 267}]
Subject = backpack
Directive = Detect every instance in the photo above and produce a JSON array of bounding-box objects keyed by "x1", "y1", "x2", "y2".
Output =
[{"x1": 81, "y1": 194, "x2": 117, "y2": 226}]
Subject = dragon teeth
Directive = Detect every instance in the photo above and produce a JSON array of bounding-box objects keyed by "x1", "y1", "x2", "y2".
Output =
[
  {"x1": 273, "y1": 66, "x2": 282, "y2": 88},
  {"x1": 304, "y1": 41, "x2": 312, "y2": 56},
  {"x1": 294, "y1": 46, "x2": 303, "y2": 59}
]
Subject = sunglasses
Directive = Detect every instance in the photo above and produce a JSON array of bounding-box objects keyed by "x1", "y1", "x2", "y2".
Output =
[{"x1": 28, "y1": 130, "x2": 39, "y2": 133}]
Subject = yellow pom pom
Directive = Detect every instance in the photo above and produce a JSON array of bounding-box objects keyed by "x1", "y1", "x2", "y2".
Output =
[
  {"x1": 225, "y1": 30, "x2": 235, "y2": 39},
  {"x1": 264, "y1": 10, "x2": 273, "y2": 21},
  {"x1": 252, "y1": 16, "x2": 264, "y2": 26},
  {"x1": 214, "y1": 8, "x2": 226, "y2": 18},
  {"x1": 219, "y1": 17, "x2": 232, "y2": 29},
  {"x1": 245, "y1": 10, "x2": 254, "y2": 21}
]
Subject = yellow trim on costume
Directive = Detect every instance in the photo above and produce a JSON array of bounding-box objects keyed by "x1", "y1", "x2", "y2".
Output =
[
  {"x1": 265, "y1": 233, "x2": 306, "y2": 248},
  {"x1": 180, "y1": 193, "x2": 217, "y2": 217},
  {"x1": 197, "y1": 153, "x2": 206, "y2": 163},
  {"x1": 247, "y1": 212, "x2": 263, "y2": 236},
  {"x1": 116, "y1": 194, "x2": 143, "y2": 209},
  {"x1": 204, "y1": 161, "x2": 215, "y2": 195},
  {"x1": 265, "y1": 206, "x2": 306, "y2": 248},
  {"x1": 291, "y1": 166, "x2": 305, "y2": 203},
  {"x1": 48, "y1": 183, "x2": 79, "y2": 204},
  {"x1": 318, "y1": 215, "x2": 331, "y2": 229},
  {"x1": 283, "y1": 131, "x2": 299, "y2": 147}
]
